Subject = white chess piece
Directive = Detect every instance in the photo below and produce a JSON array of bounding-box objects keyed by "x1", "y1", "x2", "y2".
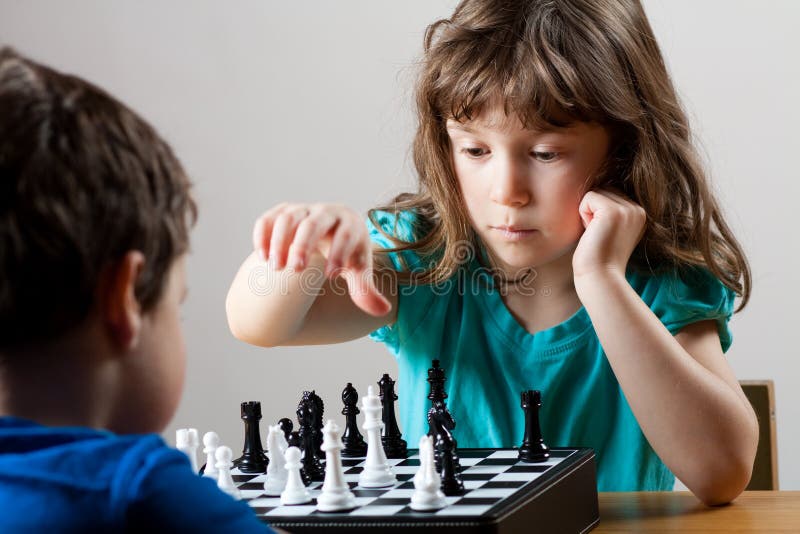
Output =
[
  {"x1": 316, "y1": 419, "x2": 356, "y2": 512},
  {"x1": 280, "y1": 446, "x2": 312, "y2": 505},
  {"x1": 202, "y1": 431, "x2": 220, "y2": 479},
  {"x1": 175, "y1": 428, "x2": 199, "y2": 473},
  {"x1": 215, "y1": 446, "x2": 242, "y2": 500},
  {"x1": 410, "y1": 435, "x2": 446, "y2": 511},
  {"x1": 263, "y1": 424, "x2": 288, "y2": 496},
  {"x1": 358, "y1": 385, "x2": 397, "y2": 488}
]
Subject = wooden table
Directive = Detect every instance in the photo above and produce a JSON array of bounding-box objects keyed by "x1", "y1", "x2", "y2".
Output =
[{"x1": 596, "y1": 491, "x2": 800, "y2": 532}]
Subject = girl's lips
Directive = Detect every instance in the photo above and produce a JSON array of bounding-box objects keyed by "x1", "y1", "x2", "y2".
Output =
[{"x1": 492, "y1": 227, "x2": 538, "y2": 240}]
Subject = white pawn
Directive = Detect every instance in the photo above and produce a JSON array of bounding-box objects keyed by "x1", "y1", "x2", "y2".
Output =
[
  {"x1": 215, "y1": 446, "x2": 241, "y2": 500},
  {"x1": 202, "y1": 431, "x2": 220, "y2": 479},
  {"x1": 176, "y1": 428, "x2": 199, "y2": 473},
  {"x1": 317, "y1": 419, "x2": 356, "y2": 512},
  {"x1": 263, "y1": 424, "x2": 288, "y2": 496},
  {"x1": 410, "y1": 435, "x2": 446, "y2": 511},
  {"x1": 280, "y1": 446, "x2": 312, "y2": 505},
  {"x1": 358, "y1": 385, "x2": 397, "y2": 488}
]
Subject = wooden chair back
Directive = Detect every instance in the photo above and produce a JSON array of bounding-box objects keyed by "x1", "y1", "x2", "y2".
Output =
[{"x1": 740, "y1": 380, "x2": 778, "y2": 490}]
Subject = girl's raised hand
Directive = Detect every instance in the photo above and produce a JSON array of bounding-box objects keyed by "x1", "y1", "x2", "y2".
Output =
[
  {"x1": 251, "y1": 203, "x2": 392, "y2": 317},
  {"x1": 572, "y1": 189, "x2": 647, "y2": 280}
]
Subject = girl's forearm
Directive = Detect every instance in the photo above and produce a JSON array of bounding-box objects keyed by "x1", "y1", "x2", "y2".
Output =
[
  {"x1": 225, "y1": 250, "x2": 327, "y2": 347},
  {"x1": 574, "y1": 271, "x2": 757, "y2": 504}
]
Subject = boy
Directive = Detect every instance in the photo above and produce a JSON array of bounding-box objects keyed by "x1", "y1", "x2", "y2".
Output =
[{"x1": 0, "y1": 48, "x2": 272, "y2": 532}]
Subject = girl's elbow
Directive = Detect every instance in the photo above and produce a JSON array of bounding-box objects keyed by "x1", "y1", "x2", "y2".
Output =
[
  {"x1": 690, "y1": 455, "x2": 754, "y2": 506},
  {"x1": 225, "y1": 292, "x2": 279, "y2": 348}
]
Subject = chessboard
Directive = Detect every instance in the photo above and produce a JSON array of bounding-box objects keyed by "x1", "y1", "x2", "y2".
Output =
[{"x1": 232, "y1": 447, "x2": 599, "y2": 533}]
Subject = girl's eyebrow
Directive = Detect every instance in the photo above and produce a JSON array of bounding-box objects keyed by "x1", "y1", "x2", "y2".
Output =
[{"x1": 445, "y1": 120, "x2": 564, "y2": 135}]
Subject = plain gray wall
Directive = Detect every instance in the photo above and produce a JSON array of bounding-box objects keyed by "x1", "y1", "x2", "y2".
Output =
[{"x1": 1, "y1": 0, "x2": 798, "y2": 490}]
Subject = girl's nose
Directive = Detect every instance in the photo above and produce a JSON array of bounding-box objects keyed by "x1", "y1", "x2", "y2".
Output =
[{"x1": 489, "y1": 155, "x2": 531, "y2": 207}]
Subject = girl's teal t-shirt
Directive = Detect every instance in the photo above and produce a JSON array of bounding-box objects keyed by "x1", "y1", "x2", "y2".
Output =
[{"x1": 366, "y1": 210, "x2": 736, "y2": 492}]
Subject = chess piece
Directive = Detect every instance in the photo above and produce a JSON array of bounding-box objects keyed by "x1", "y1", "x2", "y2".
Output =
[
  {"x1": 280, "y1": 446, "x2": 312, "y2": 505},
  {"x1": 298, "y1": 392, "x2": 325, "y2": 481},
  {"x1": 378, "y1": 374, "x2": 407, "y2": 458},
  {"x1": 518, "y1": 390, "x2": 550, "y2": 462},
  {"x1": 358, "y1": 385, "x2": 397, "y2": 487},
  {"x1": 438, "y1": 431, "x2": 465, "y2": 496},
  {"x1": 288, "y1": 430, "x2": 302, "y2": 450},
  {"x1": 341, "y1": 383, "x2": 367, "y2": 457},
  {"x1": 201, "y1": 431, "x2": 220, "y2": 479},
  {"x1": 307, "y1": 390, "x2": 325, "y2": 457},
  {"x1": 233, "y1": 401, "x2": 268, "y2": 473},
  {"x1": 215, "y1": 446, "x2": 242, "y2": 500},
  {"x1": 426, "y1": 359, "x2": 459, "y2": 473},
  {"x1": 278, "y1": 417, "x2": 294, "y2": 443},
  {"x1": 428, "y1": 401, "x2": 464, "y2": 496},
  {"x1": 427, "y1": 359, "x2": 448, "y2": 405},
  {"x1": 263, "y1": 424, "x2": 289, "y2": 496},
  {"x1": 316, "y1": 420, "x2": 357, "y2": 512},
  {"x1": 176, "y1": 428, "x2": 199, "y2": 473},
  {"x1": 410, "y1": 435, "x2": 446, "y2": 511}
]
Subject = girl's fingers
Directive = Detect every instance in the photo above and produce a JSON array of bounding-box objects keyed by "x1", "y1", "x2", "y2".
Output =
[
  {"x1": 252, "y1": 203, "x2": 289, "y2": 258},
  {"x1": 269, "y1": 205, "x2": 311, "y2": 269},
  {"x1": 343, "y1": 265, "x2": 392, "y2": 317},
  {"x1": 326, "y1": 221, "x2": 360, "y2": 277},
  {"x1": 289, "y1": 209, "x2": 338, "y2": 271}
]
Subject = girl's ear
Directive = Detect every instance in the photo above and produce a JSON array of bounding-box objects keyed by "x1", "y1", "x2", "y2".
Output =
[{"x1": 97, "y1": 251, "x2": 145, "y2": 350}]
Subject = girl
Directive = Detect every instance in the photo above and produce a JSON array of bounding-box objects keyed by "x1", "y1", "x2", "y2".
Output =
[{"x1": 226, "y1": 0, "x2": 757, "y2": 504}]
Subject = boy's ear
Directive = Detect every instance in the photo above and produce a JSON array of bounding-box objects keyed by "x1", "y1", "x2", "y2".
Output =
[{"x1": 98, "y1": 251, "x2": 146, "y2": 350}]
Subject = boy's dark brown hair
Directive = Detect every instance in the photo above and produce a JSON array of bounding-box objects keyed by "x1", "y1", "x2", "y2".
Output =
[{"x1": 0, "y1": 47, "x2": 197, "y2": 350}]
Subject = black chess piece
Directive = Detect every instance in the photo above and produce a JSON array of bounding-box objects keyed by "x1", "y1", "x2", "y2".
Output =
[
  {"x1": 287, "y1": 430, "x2": 302, "y2": 450},
  {"x1": 428, "y1": 396, "x2": 463, "y2": 490},
  {"x1": 297, "y1": 391, "x2": 325, "y2": 481},
  {"x1": 426, "y1": 359, "x2": 459, "y2": 472},
  {"x1": 278, "y1": 418, "x2": 293, "y2": 443},
  {"x1": 438, "y1": 430, "x2": 465, "y2": 496},
  {"x1": 378, "y1": 374, "x2": 407, "y2": 458},
  {"x1": 233, "y1": 401, "x2": 268, "y2": 473},
  {"x1": 341, "y1": 383, "x2": 367, "y2": 457},
  {"x1": 427, "y1": 359, "x2": 448, "y2": 406},
  {"x1": 307, "y1": 390, "x2": 325, "y2": 457},
  {"x1": 518, "y1": 390, "x2": 550, "y2": 463}
]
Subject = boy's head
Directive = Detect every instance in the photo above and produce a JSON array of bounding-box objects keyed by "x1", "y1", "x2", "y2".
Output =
[{"x1": 0, "y1": 48, "x2": 196, "y2": 432}]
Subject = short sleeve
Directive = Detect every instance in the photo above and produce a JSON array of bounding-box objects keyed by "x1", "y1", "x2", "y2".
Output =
[
  {"x1": 633, "y1": 267, "x2": 737, "y2": 353},
  {"x1": 365, "y1": 210, "x2": 424, "y2": 353}
]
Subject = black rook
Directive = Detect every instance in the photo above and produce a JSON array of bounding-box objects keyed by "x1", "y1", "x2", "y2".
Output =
[
  {"x1": 234, "y1": 401, "x2": 269, "y2": 473},
  {"x1": 518, "y1": 390, "x2": 550, "y2": 463}
]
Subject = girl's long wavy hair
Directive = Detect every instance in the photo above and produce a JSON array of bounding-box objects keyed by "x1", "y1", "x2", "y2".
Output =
[{"x1": 369, "y1": 0, "x2": 750, "y2": 311}]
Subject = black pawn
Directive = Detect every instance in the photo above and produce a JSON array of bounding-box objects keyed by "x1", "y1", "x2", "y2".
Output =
[
  {"x1": 518, "y1": 390, "x2": 550, "y2": 462},
  {"x1": 233, "y1": 401, "x2": 268, "y2": 473},
  {"x1": 341, "y1": 383, "x2": 367, "y2": 457},
  {"x1": 278, "y1": 418, "x2": 294, "y2": 443},
  {"x1": 287, "y1": 430, "x2": 302, "y2": 450},
  {"x1": 378, "y1": 374, "x2": 407, "y2": 458}
]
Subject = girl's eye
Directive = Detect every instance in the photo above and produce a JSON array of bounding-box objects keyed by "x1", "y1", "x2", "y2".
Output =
[
  {"x1": 533, "y1": 151, "x2": 558, "y2": 162},
  {"x1": 461, "y1": 147, "x2": 487, "y2": 158}
]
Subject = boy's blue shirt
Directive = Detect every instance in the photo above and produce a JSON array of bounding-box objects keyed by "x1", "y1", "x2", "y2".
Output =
[
  {"x1": 367, "y1": 209, "x2": 737, "y2": 492},
  {"x1": 0, "y1": 417, "x2": 272, "y2": 533}
]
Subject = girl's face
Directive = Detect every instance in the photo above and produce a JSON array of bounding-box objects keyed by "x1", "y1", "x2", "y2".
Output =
[{"x1": 447, "y1": 106, "x2": 611, "y2": 277}]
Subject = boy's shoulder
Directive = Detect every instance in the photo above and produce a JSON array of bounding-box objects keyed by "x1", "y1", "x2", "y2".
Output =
[
  {"x1": 0, "y1": 417, "x2": 271, "y2": 532},
  {"x1": 0, "y1": 416, "x2": 174, "y2": 500}
]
